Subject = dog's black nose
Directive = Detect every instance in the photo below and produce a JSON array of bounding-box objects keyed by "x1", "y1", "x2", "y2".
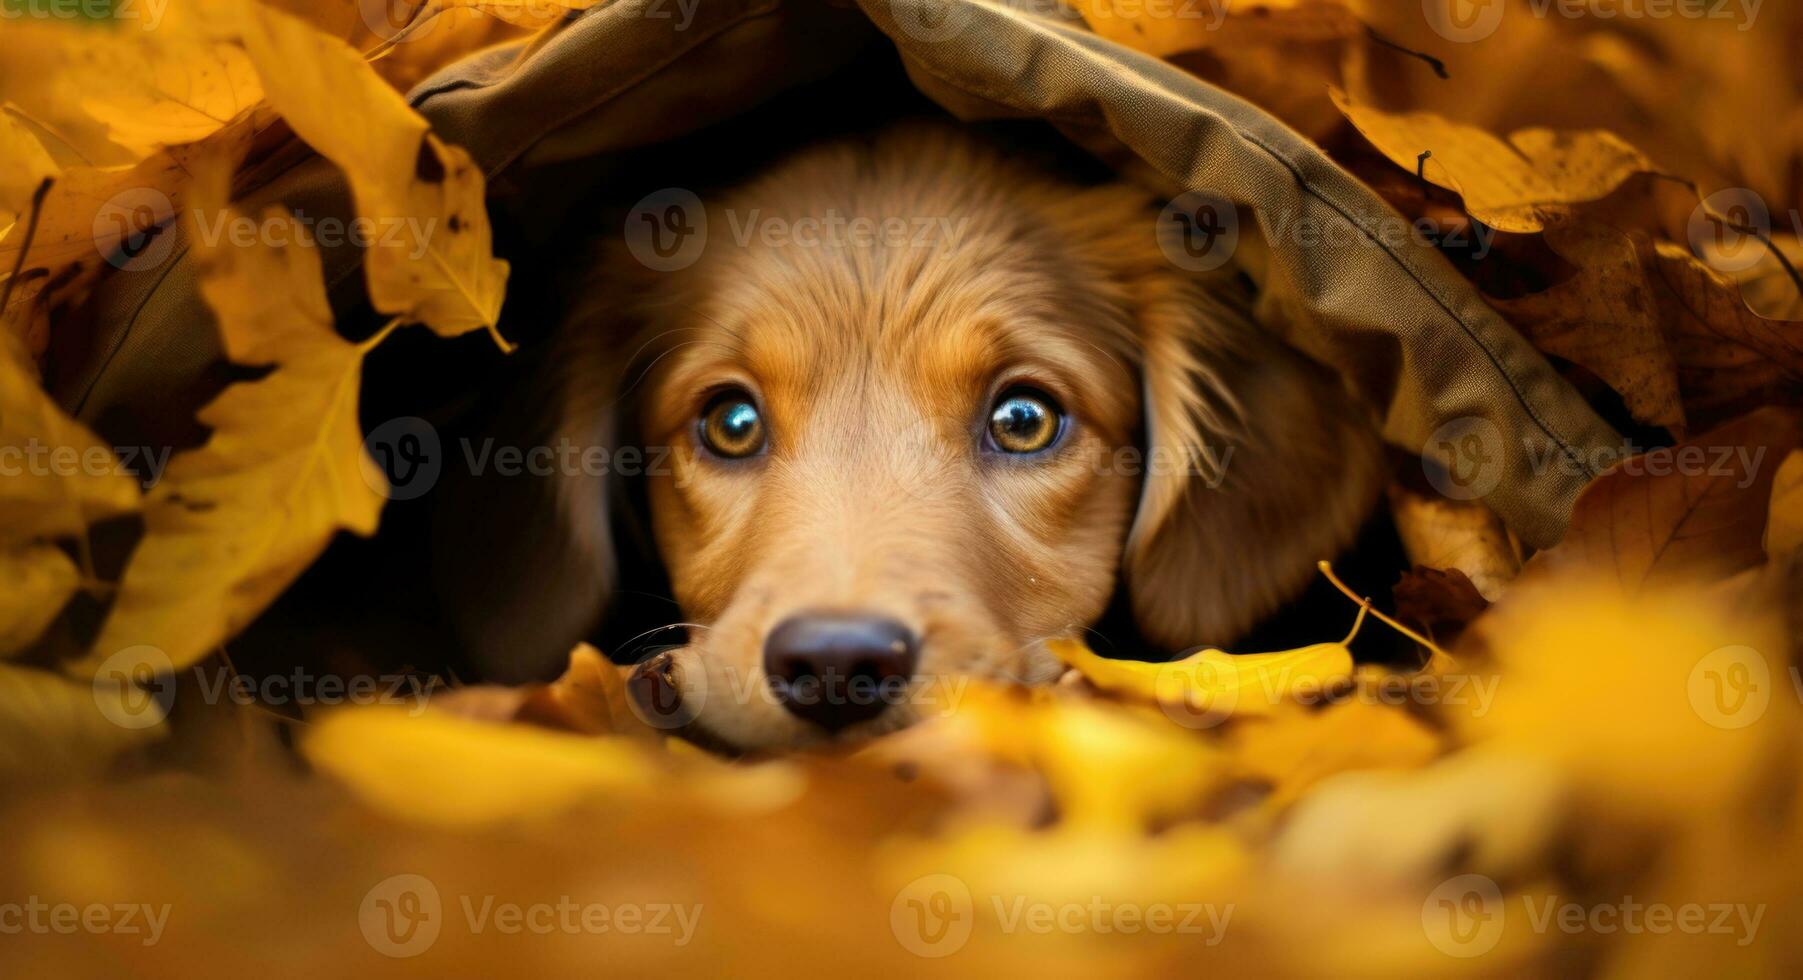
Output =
[{"x1": 763, "y1": 614, "x2": 919, "y2": 732}]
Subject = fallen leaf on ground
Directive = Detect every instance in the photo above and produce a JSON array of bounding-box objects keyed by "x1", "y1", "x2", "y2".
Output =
[{"x1": 1049, "y1": 634, "x2": 1354, "y2": 724}]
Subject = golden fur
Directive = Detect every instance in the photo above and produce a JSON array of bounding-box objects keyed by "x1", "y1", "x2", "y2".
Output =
[{"x1": 452, "y1": 127, "x2": 1384, "y2": 749}]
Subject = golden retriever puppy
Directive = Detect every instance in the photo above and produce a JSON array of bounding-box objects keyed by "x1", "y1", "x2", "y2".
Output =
[{"x1": 439, "y1": 126, "x2": 1382, "y2": 750}]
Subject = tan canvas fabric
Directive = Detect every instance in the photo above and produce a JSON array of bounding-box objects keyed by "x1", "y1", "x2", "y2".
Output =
[{"x1": 62, "y1": 0, "x2": 1619, "y2": 548}]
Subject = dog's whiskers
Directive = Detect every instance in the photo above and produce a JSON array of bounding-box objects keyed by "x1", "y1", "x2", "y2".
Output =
[{"x1": 613, "y1": 621, "x2": 710, "y2": 661}]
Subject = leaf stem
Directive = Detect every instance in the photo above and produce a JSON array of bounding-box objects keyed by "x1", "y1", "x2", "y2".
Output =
[
  {"x1": 357, "y1": 315, "x2": 407, "y2": 354},
  {"x1": 1316, "y1": 559, "x2": 1447, "y2": 658},
  {"x1": 0, "y1": 177, "x2": 52, "y2": 314},
  {"x1": 1339, "y1": 599, "x2": 1371, "y2": 646}
]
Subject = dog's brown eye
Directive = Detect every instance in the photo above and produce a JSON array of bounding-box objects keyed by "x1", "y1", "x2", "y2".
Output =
[
  {"x1": 699, "y1": 392, "x2": 766, "y2": 458},
  {"x1": 986, "y1": 388, "x2": 1062, "y2": 455}
]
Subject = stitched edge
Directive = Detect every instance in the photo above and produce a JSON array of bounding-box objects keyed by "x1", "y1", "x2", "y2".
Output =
[{"x1": 875, "y1": 0, "x2": 1603, "y2": 480}]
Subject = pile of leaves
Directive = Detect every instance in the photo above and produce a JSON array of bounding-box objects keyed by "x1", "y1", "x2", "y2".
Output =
[{"x1": 2, "y1": 1, "x2": 1802, "y2": 975}]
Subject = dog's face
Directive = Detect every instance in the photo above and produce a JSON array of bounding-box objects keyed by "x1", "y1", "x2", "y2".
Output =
[
  {"x1": 442, "y1": 128, "x2": 1384, "y2": 750},
  {"x1": 634, "y1": 158, "x2": 1148, "y2": 746}
]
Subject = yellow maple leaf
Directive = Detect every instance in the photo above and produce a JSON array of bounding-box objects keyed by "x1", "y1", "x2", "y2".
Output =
[
  {"x1": 1330, "y1": 87, "x2": 1656, "y2": 234},
  {"x1": 0, "y1": 108, "x2": 269, "y2": 286},
  {"x1": 232, "y1": 1, "x2": 512, "y2": 346},
  {"x1": 0, "y1": 546, "x2": 79, "y2": 658},
  {"x1": 0, "y1": 109, "x2": 56, "y2": 227},
  {"x1": 62, "y1": 17, "x2": 264, "y2": 158},
  {"x1": 1455, "y1": 579, "x2": 1791, "y2": 822},
  {"x1": 438, "y1": 0, "x2": 607, "y2": 26},
  {"x1": 1049, "y1": 633, "x2": 1354, "y2": 723},
  {"x1": 1070, "y1": 0, "x2": 1360, "y2": 59},
  {"x1": 304, "y1": 706, "x2": 665, "y2": 829},
  {"x1": 77, "y1": 164, "x2": 386, "y2": 673},
  {"x1": 0, "y1": 331, "x2": 139, "y2": 657},
  {"x1": 0, "y1": 663, "x2": 166, "y2": 780},
  {"x1": 1226, "y1": 676, "x2": 1445, "y2": 810}
]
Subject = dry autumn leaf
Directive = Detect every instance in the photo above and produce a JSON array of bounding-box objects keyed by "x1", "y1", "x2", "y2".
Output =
[
  {"x1": 1330, "y1": 87, "x2": 1656, "y2": 234},
  {"x1": 64, "y1": 25, "x2": 264, "y2": 158},
  {"x1": 0, "y1": 109, "x2": 55, "y2": 226},
  {"x1": 1070, "y1": 0, "x2": 1360, "y2": 59},
  {"x1": 2, "y1": 2, "x2": 1802, "y2": 976},
  {"x1": 1386, "y1": 480, "x2": 1520, "y2": 599},
  {"x1": 303, "y1": 705, "x2": 667, "y2": 828},
  {"x1": 432, "y1": 642, "x2": 657, "y2": 739},
  {"x1": 1391, "y1": 566, "x2": 1490, "y2": 645},
  {"x1": 1050, "y1": 634, "x2": 1354, "y2": 723},
  {"x1": 0, "y1": 662, "x2": 166, "y2": 780},
  {"x1": 1645, "y1": 240, "x2": 1803, "y2": 430},
  {"x1": 0, "y1": 334, "x2": 139, "y2": 656},
  {"x1": 1226, "y1": 683, "x2": 1443, "y2": 810},
  {"x1": 0, "y1": 108, "x2": 270, "y2": 290},
  {"x1": 231, "y1": 1, "x2": 511, "y2": 345},
  {"x1": 78, "y1": 163, "x2": 386, "y2": 673},
  {"x1": 1491, "y1": 220, "x2": 1688, "y2": 433},
  {"x1": 1527, "y1": 408, "x2": 1802, "y2": 594}
]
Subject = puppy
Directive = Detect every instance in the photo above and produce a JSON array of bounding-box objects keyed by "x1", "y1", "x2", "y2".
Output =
[{"x1": 438, "y1": 126, "x2": 1383, "y2": 750}]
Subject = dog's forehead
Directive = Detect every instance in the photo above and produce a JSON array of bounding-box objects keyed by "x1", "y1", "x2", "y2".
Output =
[{"x1": 682, "y1": 246, "x2": 1127, "y2": 400}]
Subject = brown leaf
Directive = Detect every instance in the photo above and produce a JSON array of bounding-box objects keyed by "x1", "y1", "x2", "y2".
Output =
[
  {"x1": 1386, "y1": 480, "x2": 1521, "y2": 599},
  {"x1": 1529, "y1": 408, "x2": 1802, "y2": 593},
  {"x1": 434, "y1": 643, "x2": 657, "y2": 740},
  {"x1": 1491, "y1": 221, "x2": 1686, "y2": 432},
  {"x1": 1391, "y1": 562, "x2": 1492, "y2": 648},
  {"x1": 1392, "y1": 566, "x2": 1490, "y2": 646},
  {"x1": 1644, "y1": 240, "x2": 1803, "y2": 431}
]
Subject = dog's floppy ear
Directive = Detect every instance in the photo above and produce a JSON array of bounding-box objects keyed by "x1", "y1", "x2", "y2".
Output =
[
  {"x1": 430, "y1": 313, "x2": 623, "y2": 684},
  {"x1": 1123, "y1": 269, "x2": 1384, "y2": 650}
]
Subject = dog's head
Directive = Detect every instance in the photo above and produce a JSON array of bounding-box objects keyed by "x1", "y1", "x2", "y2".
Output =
[{"x1": 440, "y1": 129, "x2": 1381, "y2": 749}]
